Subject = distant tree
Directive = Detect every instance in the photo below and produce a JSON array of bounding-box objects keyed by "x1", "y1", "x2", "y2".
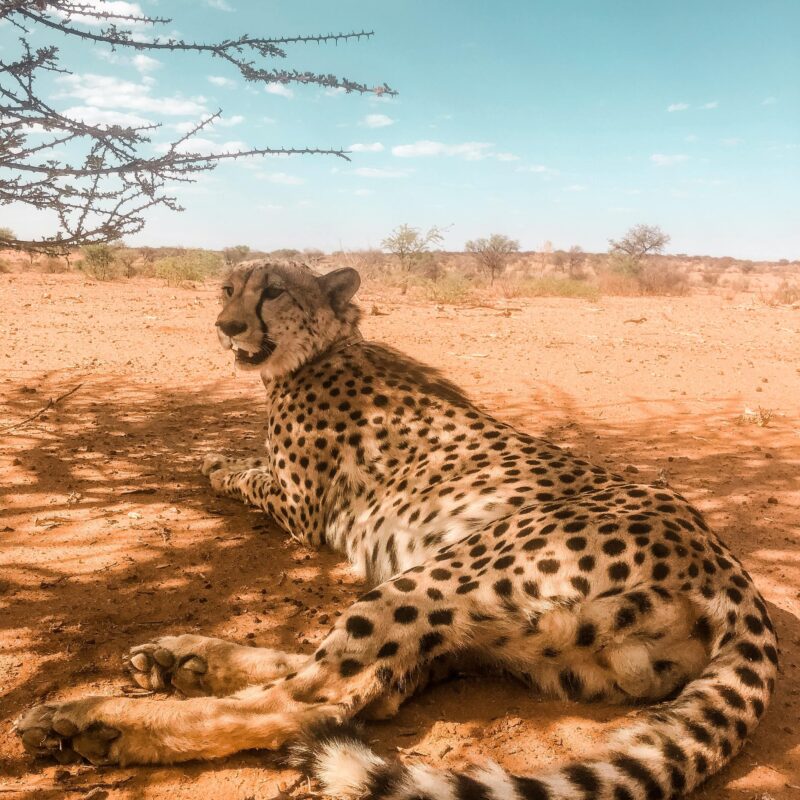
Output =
[
  {"x1": 0, "y1": 3, "x2": 395, "y2": 255},
  {"x1": 382, "y1": 224, "x2": 444, "y2": 294},
  {"x1": 608, "y1": 224, "x2": 670, "y2": 274},
  {"x1": 80, "y1": 243, "x2": 117, "y2": 281},
  {"x1": 566, "y1": 245, "x2": 585, "y2": 279},
  {"x1": 223, "y1": 245, "x2": 252, "y2": 266},
  {"x1": 0, "y1": 226, "x2": 15, "y2": 246},
  {"x1": 552, "y1": 251, "x2": 566, "y2": 272},
  {"x1": 465, "y1": 234, "x2": 520, "y2": 284}
]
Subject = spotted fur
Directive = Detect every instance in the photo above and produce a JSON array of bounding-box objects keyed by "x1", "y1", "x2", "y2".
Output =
[{"x1": 17, "y1": 261, "x2": 777, "y2": 800}]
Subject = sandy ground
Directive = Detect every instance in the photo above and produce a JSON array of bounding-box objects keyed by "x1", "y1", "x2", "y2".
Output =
[{"x1": 1, "y1": 271, "x2": 799, "y2": 799}]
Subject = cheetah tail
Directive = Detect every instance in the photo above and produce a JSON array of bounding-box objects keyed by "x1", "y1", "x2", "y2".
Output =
[{"x1": 293, "y1": 614, "x2": 777, "y2": 800}]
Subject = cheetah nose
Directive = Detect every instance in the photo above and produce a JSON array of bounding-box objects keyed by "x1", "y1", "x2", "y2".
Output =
[{"x1": 217, "y1": 320, "x2": 247, "y2": 337}]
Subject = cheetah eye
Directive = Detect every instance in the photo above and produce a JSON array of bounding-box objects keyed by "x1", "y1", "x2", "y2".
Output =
[
  {"x1": 262, "y1": 286, "x2": 285, "y2": 301},
  {"x1": 222, "y1": 285, "x2": 233, "y2": 298}
]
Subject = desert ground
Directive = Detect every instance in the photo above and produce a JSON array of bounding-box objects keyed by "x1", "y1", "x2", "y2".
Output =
[{"x1": 1, "y1": 270, "x2": 799, "y2": 799}]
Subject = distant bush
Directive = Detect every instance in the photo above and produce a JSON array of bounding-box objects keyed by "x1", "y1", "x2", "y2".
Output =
[
  {"x1": 269, "y1": 248, "x2": 301, "y2": 260},
  {"x1": 41, "y1": 255, "x2": 69, "y2": 273},
  {"x1": 425, "y1": 273, "x2": 473, "y2": 304},
  {"x1": 701, "y1": 270, "x2": 720, "y2": 286},
  {"x1": 0, "y1": 258, "x2": 10, "y2": 274},
  {"x1": 636, "y1": 263, "x2": 689, "y2": 295},
  {"x1": 764, "y1": 281, "x2": 800, "y2": 306},
  {"x1": 80, "y1": 244, "x2": 118, "y2": 280},
  {"x1": 504, "y1": 276, "x2": 599, "y2": 301},
  {"x1": 153, "y1": 250, "x2": 223, "y2": 285}
]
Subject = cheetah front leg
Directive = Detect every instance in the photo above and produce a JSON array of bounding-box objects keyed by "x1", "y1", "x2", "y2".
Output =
[
  {"x1": 202, "y1": 453, "x2": 273, "y2": 510},
  {"x1": 125, "y1": 634, "x2": 308, "y2": 697},
  {"x1": 18, "y1": 546, "x2": 484, "y2": 766}
]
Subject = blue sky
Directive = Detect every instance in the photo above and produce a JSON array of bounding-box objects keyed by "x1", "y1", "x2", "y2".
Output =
[{"x1": 5, "y1": 0, "x2": 799, "y2": 258}]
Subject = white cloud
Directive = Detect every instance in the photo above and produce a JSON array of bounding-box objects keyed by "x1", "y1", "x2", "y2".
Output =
[
  {"x1": 56, "y1": 73, "x2": 207, "y2": 116},
  {"x1": 208, "y1": 75, "x2": 236, "y2": 88},
  {"x1": 363, "y1": 113, "x2": 395, "y2": 128},
  {"x1": 216, "y1": 115, "x2": 244, "y2": 127},
  {"x1": 721, "y1": 137, "x2": 743, "y2": 146},
  {"x1": 762, "y1": 96, "x2": 777, "y2": 106},
  {"x1": 701, "y1": 101, "x2": 719, "y2": 109},
  {"x1": 260, "y1": 172, "x2": 305, "y2": 185},
  {"x1": 391, "y1": 140, "x2": 493, "y2": 160},
  {"x1": 495, "y1": 152, "x2": 520, "y2": 162},
  {"x1": 205, "y1": 0, "x2": 233, "y2": 9},
  {"x1": 650, "y1": 153, "x2": 689, "y2": 166},
  {"x1": 516, "y1": 164, "x2": 558, "y2": 176},
  {"x1": 685, "y1": 134, "x2": 699, "y2": 142},
  {"x1": 132, "y1": 54, "x2": 160, "y2": 73},
  {"x1": 325, "y1": 87, "x2": 347, "y2": 97},
  {"x1": 353, "y1": 167, "x2": 409, "y2": 178},
  {"x1": 265, "y1": 83, "x2": 294, "y2": 99},
  {"x1": 62, "y1": 105, "x2": 152, "y2": 127},
  {"x1": 667, "y1": 102, "x2": 689, "y2": 112},
  {"x1": 563, "y1": 184, "x2": 587, "y2": 192},
  {"x1": 353, "y1": 188, "x2": 375, "y2": 196},
  {"x1": 348, "y1": 142, "x2": 384, "y2": 153}
]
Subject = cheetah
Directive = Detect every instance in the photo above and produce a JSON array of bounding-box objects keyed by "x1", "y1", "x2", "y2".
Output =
[{"x1": 18, "y1": 261, "x2": 778, "y2": 800}]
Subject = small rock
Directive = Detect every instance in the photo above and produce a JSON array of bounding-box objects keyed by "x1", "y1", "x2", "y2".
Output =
[
  {"x1": 624, "y1": 465, "x2": 639, "y2": 474},
  {"x1": 767, "y1": 497, "x2": 778, "y2": 505}
]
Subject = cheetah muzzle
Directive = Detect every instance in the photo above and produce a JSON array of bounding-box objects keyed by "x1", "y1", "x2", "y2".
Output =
[{"x1": 17, "y1": 260, "x2": 778, "y2": 800}]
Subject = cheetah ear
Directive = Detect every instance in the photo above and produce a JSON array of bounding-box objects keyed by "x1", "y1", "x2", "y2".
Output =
[{"x1": 318, "y1": 268, "x2": 360, "y2": 312}]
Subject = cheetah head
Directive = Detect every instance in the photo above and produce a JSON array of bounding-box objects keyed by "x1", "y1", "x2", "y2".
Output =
[{"x1": 215, "y1": 260, "x2": 361, "y2": 380}]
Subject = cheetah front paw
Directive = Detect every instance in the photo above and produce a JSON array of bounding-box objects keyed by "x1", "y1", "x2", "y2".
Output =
[
  {"x1": 201, "y1": 453, "x2": 228, "y2": 476},
  {"x1": 17, "y1": 700, "x2": 122, "y2": 766},
  {"x1": 125, "y1": 634, "x2": 245, "y2": 697}
]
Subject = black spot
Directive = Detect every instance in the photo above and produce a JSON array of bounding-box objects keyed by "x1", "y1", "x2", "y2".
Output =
[
  {"x1": 393, "y1": 577, "x2": 417, "y2": 593},
  {"x1": 420, "y1": 631, "x2": 444, "y2": 654},
  {"x1": 736, "y1": 641, "x2": 763, "y2": 662},
  {"x1": 346, "y1": 615, "x2": 374, "y2": 638},
  {"x1": 608, "y1": 562, "x2": 630, "y2": 581},
  {"x1": 430, "y1": 568, "x2": 452, "y2": 581},
  {"x1": 615, "y1": 606, "x2": 636, "y2": 630},
  {"x1": 538, "y1": 559, "x2": 560, "y2": 574},
  {"x1": 578, "y1": 555, "x2": 596, "y2": 571},
  {"x1": 454, "y1": 773, "x2": 491, "y2": 800},
  {"x1": 567, "y1": 536, "x2": 587, "y2": 551},
  {"x1": 603, "y1": 539, "x2": 627, "y2": 556},
  {"x1": 377, "y1": 641, "x2": 399, "y2": 659},
  {"x1": 456, "y1": 581, "x2": 479, "y2": 595},
  {"x1": 693, "y1": 615, "x2": 713, "y2": 643},
  {"x1": 735, "y1": 666, "x2": 764, "y2": 688},
  {"x1": 512, "y1": 776, "x2": 552, "y2": 800},
  {"x1": 702, "y1": 707, "x2": 729, "y2": 728},
  {"x1": 564, "y1": 764, "x2": 600, "y2": 796},
  {"x1": 494, "y1": 555, "x2": 516, "y2": 570},
  {"x1": 611, "y1": 755, "x2": 664, "y2": 800},
  {"x1": 359, "y1": 590, "x2": 382, "y2": 602},
  {"x1": 559, "y1": 669, "x2": 583, "y2": 699},
  {"x1": 717, "y1": 685, "x2": 746, "y2": 710},
  {"x1": 613, "y1": 788, "x2": 634, "y2": 800},
  {"x1": 652, "y1": 562, "x2": 670, "y2": 581},
  {"x1": 571, "y1": 576, "x2": 590, "y2": 595},
  {"x1": 429, "y1": 609, "x2": 454, "y2": 626},
  {"x1": 576, "y1": 623, "x2": 597, "y2": 647},
  {"x1": 493, "y1": 578, "x2": 513, "y2": 597},
  {"x1": 394, "y1": 606, "x2": 419, "y2": 624},
  {"x1": 694, "y1": 753, "x2": 708, "y2": 774},
  {"x1": 339, "y1": 659, "x2": 362, "y2": 677}
]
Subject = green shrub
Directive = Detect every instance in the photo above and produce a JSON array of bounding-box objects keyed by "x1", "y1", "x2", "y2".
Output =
[
  {"x1": 80, "y1": 244, "x2": 118, "y2": 280},
  {"x1": 153, "y1": 250, "x2": 223, "y2": 285}
]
